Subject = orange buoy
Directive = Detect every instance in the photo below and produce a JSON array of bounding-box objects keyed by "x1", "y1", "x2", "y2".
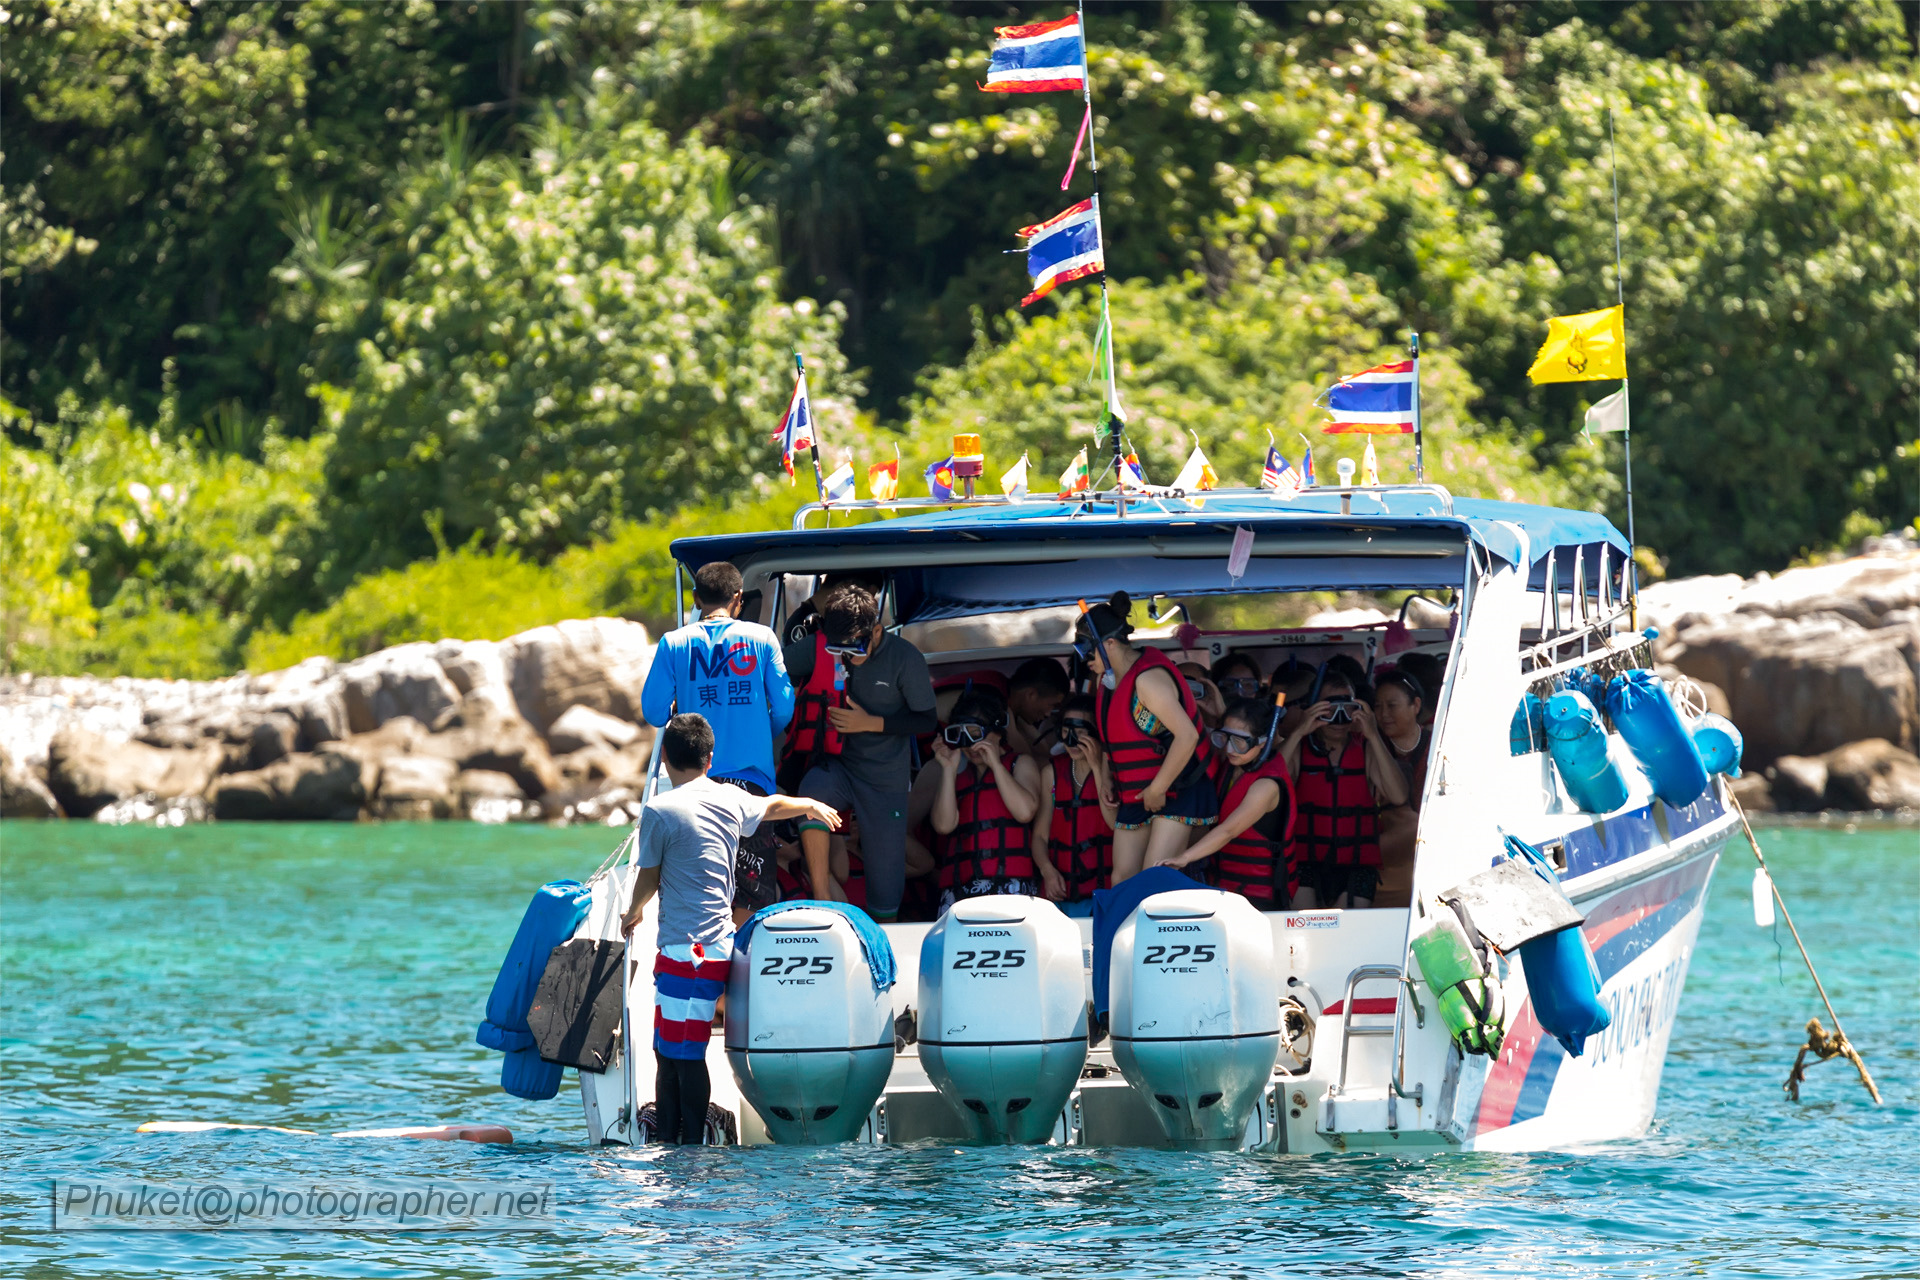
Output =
[{"x1": 329, "y1": 1124, "x2": 514, "y2": 1144}]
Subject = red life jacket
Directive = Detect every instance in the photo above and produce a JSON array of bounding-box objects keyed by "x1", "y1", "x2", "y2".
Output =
[
  {"x1": 1046, "y1": 755, "x2": 1112, "y2": 898},
  {"x1": 779, "y1": 632, "x2": 843, "y2": 783},
  {"x1": 1098, "y1": 647, "x2": 1211, "y2": 804},
  {"x1": 1210, "y1": 755, "x2": 1297, "y2": 906},
  {"x1": 939, "y1": 752, "x2": 1035, "y2": 887},
  {"x1": 1294, "y1": 735, "x2": 1381, "y2": 868}
]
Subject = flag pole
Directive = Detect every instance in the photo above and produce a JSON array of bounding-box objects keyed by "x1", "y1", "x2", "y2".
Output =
[
  {"x1": 797, "y1": 349, "x2": 826, "y2": 505},
  {"x1": 1410, "y1": 329, "x2": 1424, "y2": 483},
  {"x1": 1077, "y1": 0, "x2": 1126, "y2": 518},
  {"x1": 1607, "y1": 102, "x2": 1636, "y2": 621}
]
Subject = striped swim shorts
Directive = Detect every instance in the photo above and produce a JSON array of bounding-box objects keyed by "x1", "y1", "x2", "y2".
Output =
[{"x1": 654, "y1": 937, "x2": 734, "y2": 1061}]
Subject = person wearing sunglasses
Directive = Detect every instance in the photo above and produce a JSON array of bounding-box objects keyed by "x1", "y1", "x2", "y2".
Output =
[
  {"x1": 782, "y1": 584, "x2": 936, "y2": 922},
  {"x1": 929, "y1": 688, "x2": 1044, "y2": 908},
  {"x1": 1079, "y1": 591, "x2": 1217, "y2": 885},
  {"x1": 1279, "y1": 667, "x2": 1407, "y2": 909},
  {"x1": 1030, "y1": 694, "x2": 1118, "y2": 915},
  {"x1": 1210, "y1": 652, "x2": 1266, "y2": 703},
  {"x1": 1158, "y1": 699, "x2": 1298, "y2": 909}
]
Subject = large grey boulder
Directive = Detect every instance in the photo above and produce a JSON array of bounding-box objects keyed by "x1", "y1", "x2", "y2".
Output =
[
  {"x1": 338, "y1": 643, "x2": 461, "y2": 734},
  {"x1": 211, "y1": 749, "x2": 370, "y2": 821},
  {"x1": 546, "y1": 704, "x2": 641, "y2": 754},
  {"x1": 1821, "y1": 739, "x2": 1920, "y2": 812},
  {"x1": 46, "y1": 727, "x2": 224, "y2": 819},
  {"x1": 372, "y1": 754, "x2": 460, "y2": 821},
  {"x1": 501, "y1": 618, "x2": 652, "y2": 733},
  {"x1": 455, "y1": 768, "x2": 533, "y2": 823},
  {"x1": 1, "y1": 747, "x2": 62, "y2": 819}
]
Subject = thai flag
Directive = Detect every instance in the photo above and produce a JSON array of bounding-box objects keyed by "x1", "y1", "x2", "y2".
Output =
[
  {"x1": 980, "y1": 14, "x2": 1086, "y2": 95},
  {"x1": 772, "y1": 369, "x2": 815, "y2": 476},
  {"x1": 1322, "y1": 359, "x2": 1416, "y2": 434},
  {"x1": 1020, "y1": 196, "x2": 1104, "y2": 307}
]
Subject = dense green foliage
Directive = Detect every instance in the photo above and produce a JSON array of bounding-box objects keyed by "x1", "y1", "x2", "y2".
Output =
[{"x1": 4, "y1": 1, "x2": 1914, "y2": 676}]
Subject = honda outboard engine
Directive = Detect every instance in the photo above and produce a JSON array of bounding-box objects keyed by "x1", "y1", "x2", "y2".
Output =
[
  {"x1": 1110, "y1": 889, "x2": 1280, "y2": 1150},
  {"x1": 919, "y1": 895, "x2": 1088, "y2": 1144},
  {"x1": 725, "y1": 906, "x2": 894, "y2": 1144}
]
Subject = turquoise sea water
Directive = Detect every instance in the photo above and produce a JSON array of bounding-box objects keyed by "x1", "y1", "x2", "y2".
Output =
[{"x1": 2, "y1": 819, "x2": 1914, "y2": 1278}]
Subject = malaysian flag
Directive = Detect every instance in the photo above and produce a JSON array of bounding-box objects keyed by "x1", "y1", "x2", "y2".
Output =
[
  {"x1": 1260, "y1": 446, "x2": 1300, "y2": 496},
  {"x1": 1019, "y1": 196, "x2": 1104, "y2": 306},
  {"x1": 1320, "y1": 359, "x2": 1416, "y2": 434},
  {"x1": 980, "y1": 14, "x2": 1086, "y2": 94}
]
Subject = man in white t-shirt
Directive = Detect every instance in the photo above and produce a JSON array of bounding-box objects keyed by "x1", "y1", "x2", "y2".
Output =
[{"x1": 621, "y1": 713, "x2": 838, "y2": 1144}]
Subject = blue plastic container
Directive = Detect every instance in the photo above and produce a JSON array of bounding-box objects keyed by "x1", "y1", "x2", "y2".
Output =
[
  {"x1": 1504, "y1": 835, "x2": 1612, "y2": 1057},
  {"x1": 1691, "y1": 712, "x2": 1744, "y2": 777},
  {"x1": 1510, "y1": 693, "x2": 1546, "y2": 756},
  {"x1": 1545, "y1": 690, "x2": 1630, "y2": 814},
  {"x1": 1606, "y1": 670, "x2": 1711, "y2": 807},
  {"x1": 1518, "y1": 924, "x2": 1613, "y2": 1057}
]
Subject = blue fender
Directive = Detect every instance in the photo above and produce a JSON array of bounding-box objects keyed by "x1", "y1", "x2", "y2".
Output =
[
  {"x1": 1503, "y1": 836, "x2": 1612, "y2": 1057},
  {"x1": 1545, "y1": 690, "x2": 1630, "y2": 814},
  {"x1": 1510, "y1": 693, "x2": 1546, "y2": 756},
  {"x1": 477, "y1": 880, "x2": 594, "y2": 1100},
  {"x1": 1691, "y1": 712, "x2": 1744, "y2": 777},
  {"x1": 1606, "y1": 670, "x2": 1711, "y2": 807}
]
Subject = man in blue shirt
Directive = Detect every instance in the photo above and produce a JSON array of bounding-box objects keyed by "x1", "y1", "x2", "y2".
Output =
[{"x1": 642, "y1": 562, "x2": 795, "y2": 920}]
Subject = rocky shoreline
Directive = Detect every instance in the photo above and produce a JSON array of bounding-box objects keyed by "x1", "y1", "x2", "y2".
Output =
[{"x1": 4, "y1": 548, "x2": 1918, "y2": 825}]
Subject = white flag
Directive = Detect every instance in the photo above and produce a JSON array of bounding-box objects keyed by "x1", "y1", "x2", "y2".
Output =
[
  {"x1": 823, "y1": 457, "x2": 856, "y2": 503},
  {"x1": 1000, "y1": 454, "x2": 1030, "y2": 502},
  {"x1": 1583, "y1": 387, "x2": 1627, "y2": 436},
  {"x1": 1172, "y1": 444, "x2": 1217, "y2": 493},
  {"x1": 1361, "y1": 439, "x2": 1380, "y2": 486}
]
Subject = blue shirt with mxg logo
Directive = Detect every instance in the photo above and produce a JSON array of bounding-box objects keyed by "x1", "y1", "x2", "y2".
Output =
[{"x1": 641, "y1": 616, "x2": 795, "y2": 793}]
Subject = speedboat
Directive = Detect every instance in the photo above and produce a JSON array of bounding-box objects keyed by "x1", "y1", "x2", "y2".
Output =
[{"x1": 561, "y1": 481, "x2": 1735, "y2": 1152}]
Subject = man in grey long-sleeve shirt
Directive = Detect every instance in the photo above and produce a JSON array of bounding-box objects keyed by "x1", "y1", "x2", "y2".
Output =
[{"x1": 783, "y1": 584, "x2": 935, "y2": 920}]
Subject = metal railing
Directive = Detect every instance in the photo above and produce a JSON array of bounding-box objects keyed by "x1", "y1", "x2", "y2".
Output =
[
  {"x1": 1324, "y1": 964, "x2": 1425, "y2": 1133},
  {"x1": 788, "y1": 482, "x2": 1458, "y2": 530}
]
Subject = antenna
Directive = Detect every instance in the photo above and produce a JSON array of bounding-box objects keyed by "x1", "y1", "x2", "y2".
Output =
[{"x1": 1607, "y1": 102, "x2": 1637, "y2": 622}]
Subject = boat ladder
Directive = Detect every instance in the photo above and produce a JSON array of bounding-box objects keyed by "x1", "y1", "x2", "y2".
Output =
[{"x1": 1322, "y1": 964, "x2": 1426, "y2": 1133}]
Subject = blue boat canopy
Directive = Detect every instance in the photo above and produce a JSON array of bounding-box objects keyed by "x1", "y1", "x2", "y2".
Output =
[{"x1": 671, "y1": 492, "x2": 1628, "y2": 625}]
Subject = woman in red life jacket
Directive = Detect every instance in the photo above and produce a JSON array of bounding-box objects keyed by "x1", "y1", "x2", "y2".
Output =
[
  {"x1": 1078, "y1": 591, "x2": 1216, "y2": 885},
  {"x1": 930, "y1": 687, "x2": 1044, "y2": 910},
  {"x1": 1279, "y1": 665, "x2": 1407, "y2": 908},
  {"x1": 1161, "y1": 698, "x2": 1297, "y2": 908},
  {"x1": 1030, "y1": 694, "x2": 1118, "y2": 916}
]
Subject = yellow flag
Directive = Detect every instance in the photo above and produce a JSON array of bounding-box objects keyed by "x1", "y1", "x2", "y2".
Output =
[{"x1": 1527, "y1": 305, "x2": 1627, "y2": 384}]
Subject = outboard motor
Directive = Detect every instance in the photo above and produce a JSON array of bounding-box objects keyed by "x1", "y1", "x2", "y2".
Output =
[
  {"x1": 725, "y1": 906, "x2": 894, "y2": 1144},
  {"x1": 1111, "y1": 889, "x2": 1280, "y2": 1150},
  {"x1": 919, "y1": 896, "x2": 1087, "y2": 1144}
]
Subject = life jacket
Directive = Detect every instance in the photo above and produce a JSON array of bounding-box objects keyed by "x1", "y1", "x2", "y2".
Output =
[
  {"x1": 939, "y1": 752, "x2": 1035, "y2": 888},
  {"x1": 1294, "y1": 735, "x2": 1381, "y2": 868},
  {"x1": 1098, "y1": 647, "x2": 1211, "y2": 804},
  {"x1": 779, "y1": 631, "x2": 843, "y2": 786},
  {"x1": 1046, "y1": 755, "x2": 1112, "y2": 898},
  {"x1": 1211, "y1": 755, "x2": 1297, "y2": 906}
]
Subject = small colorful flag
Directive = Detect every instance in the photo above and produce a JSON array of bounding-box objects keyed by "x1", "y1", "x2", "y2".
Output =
[
  {"x1": 1058, "y1": 447, "x2": 1091, "y2": 495},
  {"x1": 1528, "y1": 305, "x2": 1627, "y2": 384},
  {"x1": 1172, "y1": 444, "x2": 1217, "y2": 493},
  {"x1": 1260, "y1": 446, "x2": 1301, "y2": 497},
  {"x1": 1298, "y1": 435, "x2": 1317, "y2": 487},
  {"x1": 1361, "y1": 439, "x2": 1380, "y2": 486},
  {"x1": 1000, "y1": 453, "x2": 1030, "y2": 501},
  {"x1": 772, "y1": 367, "x2": 815, "y2": 477},
  {"x1": 1320, "y1": 360, "x2": 1415, "y2": 434},
  {"x1": 1020, "y1": 196, "x2": 1104, "y2": 307},
  {"x1": 924, "y1": 455, "x2": 956, "y2": 502},
  {"x1": 1120, "y1": 450, "x2": 1150, "y2": 492},
  {"x1": 1582, "y1": 386, "x2": 1628, "y2": 437},
  {"x1": 823, "y1": 456, "x2": 856, "y2": 504},
  {"x1": 868, "y1": 453, "x2": 900, "y2": 501},
  {"x1": 979, "y1": 13, "x2": 1086, "y2": 95},
  {"x1": 1088, "y1": 291, "x2": 1125, "y2": 417}
]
